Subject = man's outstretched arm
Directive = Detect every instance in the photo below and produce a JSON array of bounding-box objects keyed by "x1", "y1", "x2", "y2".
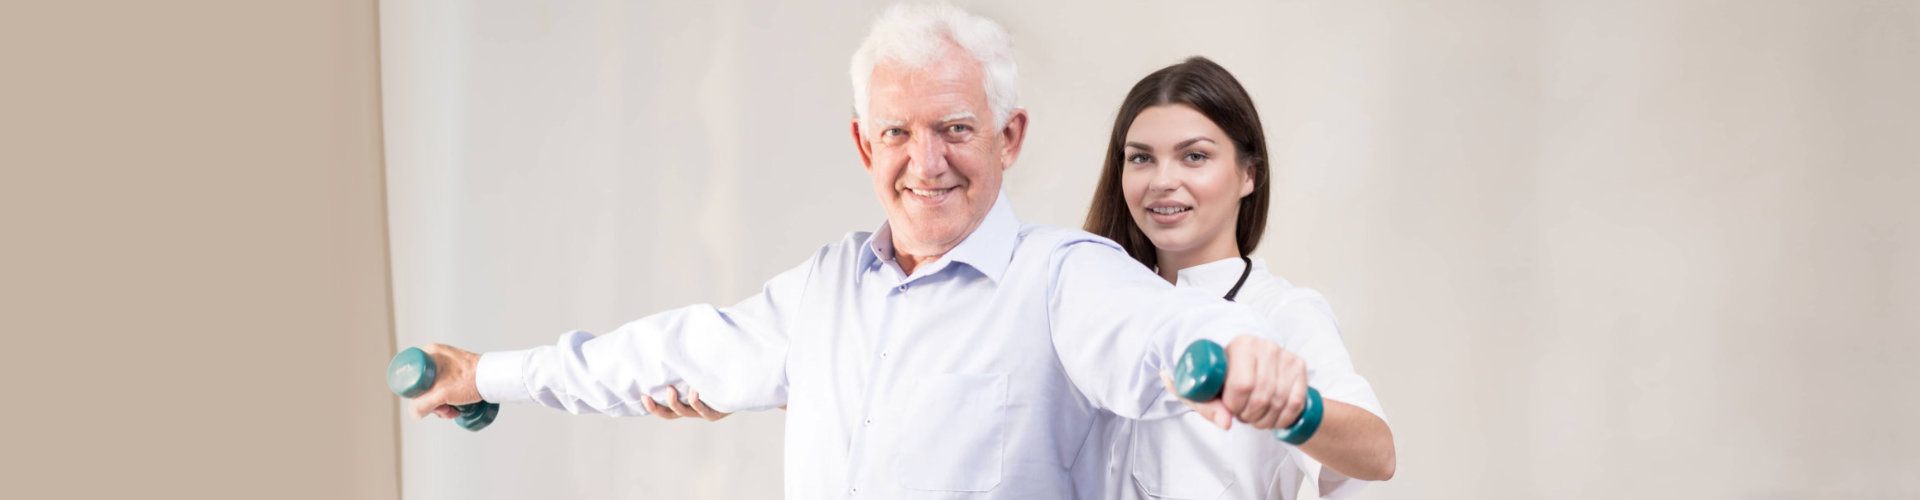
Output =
[{"x1": 406, "y1": 256, "x2": 813, "y2": 420}]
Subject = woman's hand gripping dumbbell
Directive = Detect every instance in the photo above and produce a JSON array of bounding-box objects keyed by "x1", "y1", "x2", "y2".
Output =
[{"x1": 1165, "y1": 337, "x2": 1323, "y2": 445}]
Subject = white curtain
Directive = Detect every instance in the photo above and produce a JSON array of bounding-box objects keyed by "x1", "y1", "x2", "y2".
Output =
[{"x1": 381, "y1": 1, "x2": 1919, "y2": 499}]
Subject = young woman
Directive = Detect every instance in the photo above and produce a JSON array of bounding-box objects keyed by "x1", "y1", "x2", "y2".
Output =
[
  {"x1": 645, "y1": 55, "x2": 1394, "y2": 500},
  {"x1": 1082, "y1": 56, "x2": 1393, "y2": 499}
]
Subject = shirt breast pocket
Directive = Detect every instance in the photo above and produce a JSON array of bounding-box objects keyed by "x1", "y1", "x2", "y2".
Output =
[
  {"x1": 896, "y1": 372, "x2": 1007, "y2": 492},
  {"x1": 1130, "y1": 415, "x2": 1234, "y2": 499}
]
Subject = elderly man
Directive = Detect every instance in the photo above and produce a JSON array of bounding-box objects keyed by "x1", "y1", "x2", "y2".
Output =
[{"x1": 406, "y1": 4, "x2": 1312, "y2": 498}]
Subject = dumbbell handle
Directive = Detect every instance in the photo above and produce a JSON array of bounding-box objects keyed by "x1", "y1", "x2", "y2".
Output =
[
  {"x1": 388, "y1": 347, "x2": 499, "y2": 431},
  {"x1": 1172, "y1": 339, "x2": 1323, "y2": 445}
]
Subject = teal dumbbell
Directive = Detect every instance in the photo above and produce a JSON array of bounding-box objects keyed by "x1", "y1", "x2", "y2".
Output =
[
  {"x1": 1172, "y1": 339, "x2": 1322, "y2": 445},
  {"x1": 388, "y1": 347, "x2": 499, "y2": 431}
]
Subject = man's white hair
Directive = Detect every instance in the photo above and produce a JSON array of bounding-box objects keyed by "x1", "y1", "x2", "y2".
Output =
[{"x1": 849, "y1": 2, "x2": 1019, "y2": 131}]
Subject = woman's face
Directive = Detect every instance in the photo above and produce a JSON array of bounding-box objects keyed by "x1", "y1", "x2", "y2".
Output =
[{"x1": 1120, "y1": 104, "x2": 1255, "y2": 260}]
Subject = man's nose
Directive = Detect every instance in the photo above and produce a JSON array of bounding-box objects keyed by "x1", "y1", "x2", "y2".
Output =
[{"x1": 907, "y1": 134, "x2": 949, "y2": 179}]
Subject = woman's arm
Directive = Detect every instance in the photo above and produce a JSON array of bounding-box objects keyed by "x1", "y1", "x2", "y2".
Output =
[
  {"x1": 1156, "y1": 345, "x2": 1397, "y2": 482},
  {"x1": 1256, "y1": 289, "x2": 1397, "y2": 483},
  {"x1": 1298, "y1": 399, "x2": 1396, "y2": 481}
]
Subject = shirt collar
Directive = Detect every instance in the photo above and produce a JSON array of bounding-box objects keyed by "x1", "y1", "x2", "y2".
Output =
[
  {"x1": 944, "y1": 191, "x2": 1018, "y2": 282},
  {"x1": 861, "y1": 190, "x2": 1019, "y2": 283},
  {"x1": 1173, "y1": 256, "x2": 1266, "y2": 295}
]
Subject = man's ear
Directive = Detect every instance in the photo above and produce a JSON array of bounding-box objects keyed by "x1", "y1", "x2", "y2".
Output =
[
  {"x1": 851, "y1": 118, "x2": 873, "y2": 170},
  {"x1": 996, "y1": 108, "x2": 1029, "y2": 171}
]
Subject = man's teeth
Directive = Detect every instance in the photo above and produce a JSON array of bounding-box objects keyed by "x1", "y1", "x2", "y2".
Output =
[
  {"x1": 1149, "y1": 207, "x2": 1192, "y2": 215},
  {"x1": 910, "y1": 188, "x2": 953, "y2": 197}
]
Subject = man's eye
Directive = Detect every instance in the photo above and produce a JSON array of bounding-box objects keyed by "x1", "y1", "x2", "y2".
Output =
[
  {"x1": 882, "y1": 128, "x2": 906, "y2": 138},
  {"x1": 1127, "y1": 154, "x2": 1152, "y2": 165},
  {"x1": 1184, "y1": 152, "x2": 1209, "y2": 163},
  {"x1": 946, "y1": 124, "x2": 972, "y2": 135}
]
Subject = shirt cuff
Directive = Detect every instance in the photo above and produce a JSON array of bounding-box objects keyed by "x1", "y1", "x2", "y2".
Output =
[{"x1": 476, "y1": 349, "x2": 537, "y2": 404}]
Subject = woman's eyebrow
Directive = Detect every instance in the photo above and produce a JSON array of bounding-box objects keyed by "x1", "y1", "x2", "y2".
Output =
[
  {"x1": 1126, "y1": 137, "x2": 1216, "y2": 151},
  {"x1": 1174, "y1": 137, "x2": 1216, "y2": 150}
]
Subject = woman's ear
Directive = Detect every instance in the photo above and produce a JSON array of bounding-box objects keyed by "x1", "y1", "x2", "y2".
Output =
[{"x1": 1239, "y1": 162, "x2": 1258, "y2": 197}]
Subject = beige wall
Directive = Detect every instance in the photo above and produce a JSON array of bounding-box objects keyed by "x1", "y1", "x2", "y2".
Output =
[
  {"x1": 4, "y1": 0, "x2": 1913, "y2": 499},
  {"x1": 381, "y1": 1, "x2": 1917, "y2": 498},
  {"x1": 1243, "y1": 2, "x2": 1920, "y2": 497},
  {"x1": 1, "y1": 1, "x2": 396, "y2": 498}
]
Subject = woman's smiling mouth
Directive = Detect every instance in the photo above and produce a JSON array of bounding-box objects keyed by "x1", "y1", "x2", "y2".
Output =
[{"x1": 1145, "y1": 201, "x2": 1193, "y2": 224}]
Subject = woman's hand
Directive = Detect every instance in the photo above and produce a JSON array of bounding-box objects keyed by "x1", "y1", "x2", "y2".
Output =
[
  {"x1": 1163, "y1": 334, "x2": 1308, "y2": 431},
  {"x1": 639, "y1": 385, "x2": 731, "y2": 421},
  {"x1": 1162, "y1": 335, "x2": 1397, "y2": 481}
]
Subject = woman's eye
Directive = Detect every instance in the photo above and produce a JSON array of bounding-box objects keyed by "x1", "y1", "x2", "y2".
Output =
[
  {"x1": 1127, "y1": 154, "x2": 1152, "y2": 165},
  {"x1": 1184, "y1": 152, "x2": 1210, "y2": 163}
]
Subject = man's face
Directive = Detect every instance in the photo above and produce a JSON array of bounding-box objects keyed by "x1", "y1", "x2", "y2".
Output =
[{"x1": 852, "y1": 44, "x2": 1026, "y2": 260}]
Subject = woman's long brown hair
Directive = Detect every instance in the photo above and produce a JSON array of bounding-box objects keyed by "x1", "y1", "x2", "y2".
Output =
[{"x1": 1084, "y1": 56, "x2": 1272, "y2": 269}]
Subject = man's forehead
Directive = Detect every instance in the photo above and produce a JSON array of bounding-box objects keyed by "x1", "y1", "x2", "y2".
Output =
[
  {"x1": 867, "y1": 52, "x2": 988, "y2": 122},
  {"x1": 870, "y1": 110, "x2": 977, "y2": 127},
  {"x1": 867, "y1": 78, "x2": 985, "y2": 124}
]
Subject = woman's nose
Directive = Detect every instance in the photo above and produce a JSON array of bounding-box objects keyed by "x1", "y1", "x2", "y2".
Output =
[{"x1": 1146, "y1": 162, "x2": 1181, "y2": 191}]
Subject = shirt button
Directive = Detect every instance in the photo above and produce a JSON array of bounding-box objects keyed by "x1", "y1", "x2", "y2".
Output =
[
  {"x1": 880, "y1": 351, "x2": 889, "y2": 359},
  {"x1": 864, "y1": 418, "x2": 873, "y2": 426},
  {"x1": 898, "y1": 284, "x2": 907, "y2": 292},
  {"x1": 851, "y1": 487, "x2": 859, "y2": 494}
]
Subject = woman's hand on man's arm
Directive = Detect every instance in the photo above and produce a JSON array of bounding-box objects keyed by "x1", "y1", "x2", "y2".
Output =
[{"x1": 640, "y1": 385, "x2": 732, "y2": 421}]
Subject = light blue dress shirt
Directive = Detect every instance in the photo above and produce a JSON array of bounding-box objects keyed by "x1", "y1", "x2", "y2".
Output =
[{"x1": 476, "y1": 193, "x2": 1276, "y2": 499}]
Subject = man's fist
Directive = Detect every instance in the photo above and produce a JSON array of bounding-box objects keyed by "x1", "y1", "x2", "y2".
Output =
[{"x1": 405, "y1": 343, "x2": 484, "y2": 420}]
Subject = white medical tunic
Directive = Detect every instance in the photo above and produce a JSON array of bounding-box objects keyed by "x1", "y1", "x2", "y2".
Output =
[
  {"x1": 474, "y1": 194, "x2": 1279, "y2": 499},
  {"x1": 1103, "y1": 257, "x2": 1388, "y2": 500}
]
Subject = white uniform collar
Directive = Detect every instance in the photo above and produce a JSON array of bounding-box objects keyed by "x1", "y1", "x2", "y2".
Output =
[{"x1": 1172, "y1": 256, "x2": 1268, "y2": 296}]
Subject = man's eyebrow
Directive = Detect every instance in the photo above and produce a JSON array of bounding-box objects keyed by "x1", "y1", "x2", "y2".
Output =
[
  {"x1": 873, "y1": 118, "x2": 906, "y2": 127},
  {"x1": 939, "y1": 111, "x2": 977, "y2": 123}
]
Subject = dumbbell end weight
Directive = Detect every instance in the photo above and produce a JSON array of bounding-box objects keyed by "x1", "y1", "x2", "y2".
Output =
[
  {"x1": 456, "y1": 402, "x2": 500, "y2": 431},
  {"x1": 1174, "y1": 339, "x2": 1229, "y2": 401},
  {"x1": 1274, "y1": 387, "x2": 1322, "y2": 445},
  {"x1": 388, "y1": 347, "x2": 436, "y2": 398}
]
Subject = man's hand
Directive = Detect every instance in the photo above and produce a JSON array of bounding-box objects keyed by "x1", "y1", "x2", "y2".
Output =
[
  {"x1": 407, "y1": 343, "x2": 483, "y2": 420},
  {"x1": 1163, "y1": 334, "x2": 1308, "y2": 431}
]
